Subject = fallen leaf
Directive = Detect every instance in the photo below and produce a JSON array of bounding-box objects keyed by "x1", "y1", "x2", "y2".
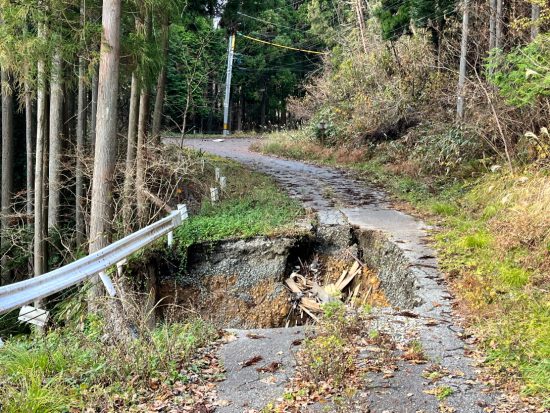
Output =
[
  {"x1": 396, "y1": 310, "x2": 419, "y2": 318},
  {"x1": 246, "y1": 333, "x2": 267, "y2": 340},
  {"x1": 256, "y1": 362, "x2": 282, "y2": 373},
  {"x1": 241, "y1": 355, "x2": 263, "y2": 368},
  {"x1": 213, "y1": 400, "x2": 232, "y2": 407},
  {"x1": 260, "y1": 375, "x2": 278, "y2": 384}
]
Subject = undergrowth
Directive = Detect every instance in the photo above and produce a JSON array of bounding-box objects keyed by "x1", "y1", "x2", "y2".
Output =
[
  {"x1": 0, "y1": 316, "x2": 217, "y2": 412},
  {"x1": 256, "y1": 131, "x2": 550, "y2": 402}
]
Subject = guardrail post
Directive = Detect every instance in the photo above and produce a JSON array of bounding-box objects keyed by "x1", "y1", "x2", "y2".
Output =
[
  {"x1": 167, "y1": 231, "x2": 174, "y2": 247},
  {"x1": 215, "y1": 167, "x2": 221, "y2": 182},
  {"x1": 116, "y1": 259, "x2": 127, "y2": 278},
  {"x1": 177, "y1": 204, "x2": 188, "y2": 219},
  {"x1": 219, "y1": 176, "x2": 227, "y2": 190},
  {"x1": 18, "y1": 306, "x2": 49, "y2": 327},
  {"x1": 210, "y1": 187, "x2": 219, "y2": 204},
  {"x1": 0, "y1": 337, "x2": 3, "y2": 348},
  {"x1": 99, "y1": 271, "x2": 117, "y2": 297}
]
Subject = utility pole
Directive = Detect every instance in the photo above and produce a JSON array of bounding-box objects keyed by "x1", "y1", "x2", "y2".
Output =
[{"x1": 223, "y1": 33, "x2": 236, "y2": 136}]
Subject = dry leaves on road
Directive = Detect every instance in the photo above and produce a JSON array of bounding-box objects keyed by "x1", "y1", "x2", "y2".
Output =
[{"x1": 241, "y1": 355, "x2": 264, "y2": 368}]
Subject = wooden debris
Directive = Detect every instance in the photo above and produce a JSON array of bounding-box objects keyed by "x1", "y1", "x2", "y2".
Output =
[{"x1": 285, "y1": 257, "x2": 388, "y2": 321}]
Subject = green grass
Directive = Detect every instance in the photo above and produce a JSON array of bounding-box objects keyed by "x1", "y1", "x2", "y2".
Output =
[
  {"x1": 175, "y1": 158, "x2": 304, "y2": 248},
  {"x1": 0, "y1": 317, "x2": 217, "y2": 412}
]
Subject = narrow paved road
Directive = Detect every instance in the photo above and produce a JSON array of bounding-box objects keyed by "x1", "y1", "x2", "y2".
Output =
[{"x1": 173, "y1": 138, "x2": 499, "y2": 412}]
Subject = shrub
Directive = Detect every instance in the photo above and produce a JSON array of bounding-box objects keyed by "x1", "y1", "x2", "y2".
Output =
[{"x1": 487, "y1": 34, "x2": 550, "y2": 108}]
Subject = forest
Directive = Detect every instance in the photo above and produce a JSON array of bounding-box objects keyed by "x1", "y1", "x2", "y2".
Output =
[{"x1": 0, "y1": 0, "x2": 548, "y2": 411}]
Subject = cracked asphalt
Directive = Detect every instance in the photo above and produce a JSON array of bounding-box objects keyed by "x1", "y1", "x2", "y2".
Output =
[{"x1": 172, "y1": 137, "x2": 499, "y2": 413}]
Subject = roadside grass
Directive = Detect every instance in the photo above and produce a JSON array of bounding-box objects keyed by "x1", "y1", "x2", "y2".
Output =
[
  {"x1": 0, "y1": 316, "x2": 218, "y2": 412},
  {"x1": 174, "y1": 155, "x2": 305, "y2": 248},
  {"x1": 255, "y1": 132, "x2": 550, "y2": 402}
]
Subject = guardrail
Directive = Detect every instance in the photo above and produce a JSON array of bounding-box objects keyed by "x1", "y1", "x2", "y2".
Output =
[{"x1": 0, "y1": 205, "x2": 188, "y2": 315}]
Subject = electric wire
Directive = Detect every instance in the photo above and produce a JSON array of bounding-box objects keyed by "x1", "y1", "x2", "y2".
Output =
[{"x1": 237, "y1": 32, "x2": 329, "y2": 55}]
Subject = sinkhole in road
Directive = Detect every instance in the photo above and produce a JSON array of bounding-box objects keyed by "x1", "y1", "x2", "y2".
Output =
[{"x1": 130, "y1": 222, "x2": 420, "y2": 329}]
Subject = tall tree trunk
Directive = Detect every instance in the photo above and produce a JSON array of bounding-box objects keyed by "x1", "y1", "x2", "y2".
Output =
[
  {"x1": 25, "y1": 71, "x2": 34, "y2": 277},
  {"x1": 531, "y1": 4, "x2": 540, "y2": 40},
  {"x1": 76, "y1": 0, "x2": 87, "y2": 246},
  {"x1": 123, "y1": 72, "x2": 139, "y2": 233},
  {"x1": 25, "y1": 75, "x2": 33, "y2": 221},
  {"x1": 179, "y1": 88, "x2": 191, "y2": 145},
  {"x1": 260, "y1": 87, "x2": 267, "y2": 128},
  {"x1": 135, "y1": 12, "x2": 152, "y2": 226},
  {"x1": 88, "y1": 0, "x2": 122, "y2": 302},
  {"x1": 1, "y1": 70, "x2": 14, "y2": 284},
  {"x1": 495, "y1": 0, "x2": 503, "y2": 49},
  {"x1": 489, "y1": 0, "x2": 496, "y2": 50},
  {"x1": 136, "y1": 86, "x2": 150, "y2": 225},
  {"x1": 207, "y1": 79, "x2": 214, "y2": 132},
  {"x1": 354, "y1": 0, "x2": 367, "y2": 54},
  {"x1": 151, "y1": 13, "x2": 169, "y2": 145},
  {"x1": 76, "y1": 59, "x2": 87, "y2": 245},
  {"x1": 34, "y1": 24, "x2": 48, "y2": 282},
  {"x1": 48, "y1": 48, "x2": 63, "y2": 231},
  {"x1": 236, "y1": 87, "x2": 243, "y2": 132},
  {"x1": 456, "y1": 0, "x2": 469, "y2": 120},
  {"x1": 90, "y1": 64, "x2": 99, "y2": 151}
]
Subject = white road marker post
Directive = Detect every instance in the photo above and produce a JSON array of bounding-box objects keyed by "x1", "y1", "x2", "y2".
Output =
[
  {"x1": 215, "y1": 167, "x2": 221, "y2": 182},
  {"x1": 220, "y1": 176, "x2": 227, "y2": 190},
  {"x1": 210, "y1": 187, "x2": 219, "y2": 204}
]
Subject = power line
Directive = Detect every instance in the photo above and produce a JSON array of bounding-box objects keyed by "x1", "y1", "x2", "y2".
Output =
[{"x1": 237, "y1": 32, "x2": 329, "y2": 55}]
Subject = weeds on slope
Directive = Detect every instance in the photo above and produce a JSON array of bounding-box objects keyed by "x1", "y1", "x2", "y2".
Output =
[{"x1": 0, "y1": 315, "x2": 220, "y2": 412}]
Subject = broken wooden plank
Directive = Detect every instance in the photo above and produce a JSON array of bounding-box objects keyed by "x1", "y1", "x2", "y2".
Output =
[
  {"x1": 299, "y1": 305, "x2": 320, "y2": 322},
  {"x1": 336, "y1": 268, "x2": 361, "y2": 291},
  {"x1": 335, "y1": 269, "x2": 348, "y2": 288},
  {"x1": 350, "y1": 283, "x2": 362, "y2": 306},
  {"x1": 300, "y1": 297, "x2": 322, "y2": 312},
  {"x1": 285, "y1": 277, "x2": 303, "y2": 294},
  {"x1": 311, "y1": 282, "x2": 336, "y2": 303}
]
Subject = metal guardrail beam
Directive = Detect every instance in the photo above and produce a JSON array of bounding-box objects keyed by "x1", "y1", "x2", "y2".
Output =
[{"x1": 0, "y1": 205, "x2": 188, "y2": 314}]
